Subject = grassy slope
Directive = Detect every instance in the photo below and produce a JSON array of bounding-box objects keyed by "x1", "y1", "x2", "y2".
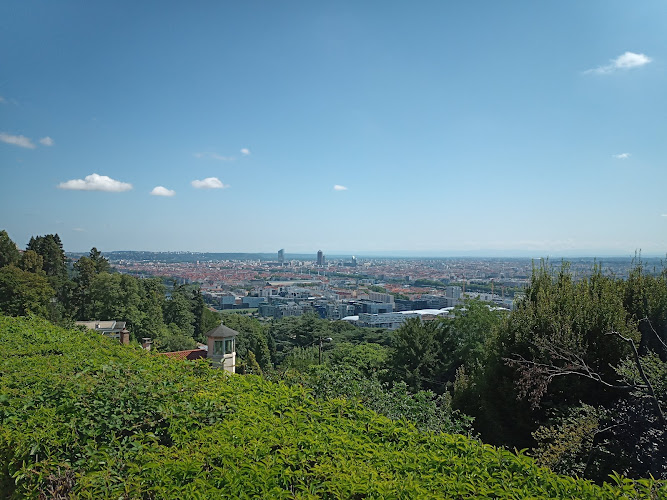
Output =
[{"x1": 0, "y1": 315, "x2": 663, "y2": 499}]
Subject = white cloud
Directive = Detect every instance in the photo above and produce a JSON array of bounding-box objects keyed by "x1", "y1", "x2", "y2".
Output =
[
  {"x1": 613, "y1": 153, "x2": 630, "y2": 159},
  {"x1": 614, "y1": 52, "x2": 652, "y2": 69},
  {"x1": 194, "y1": 152, "x2": 234, "y2": 161},
  {"x1": 333, "y1": 184, "x2": 348, "y2": 191},
  {"x1": 191, "y1": 177, "x2": 228, "y2": 189},
  {"x1": 58, "y1": 173, "x2": 133, "y2": 192},
  {"x1": 0, "y1": 132, "x2": 36, "y2": 149},
  {"x1": 150, "y1": 186, "x2": 176, "y2": 197},
  {"x1": 72, "y1": 227, "x2": 85, "y2": 232},
  {"x1": 39, "y1": 136, "x2": 54, "y2": 146},
  {"x1": 586, "y1": 51, "x2": 652, "y2": 75},
  {"x1": 240, "y1": 148, "x2": 250, "y2": 156},
  {"x1": 662, "y1": 214, "x2": 667, "y2": 217}
]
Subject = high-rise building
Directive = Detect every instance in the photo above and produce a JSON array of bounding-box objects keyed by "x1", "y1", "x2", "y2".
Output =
[
  {"x1": 278, "y1": 249, "x2": 284, "y2": 265},
  {"x1": 316, "y1": 250, "x2": 324, "y2": 266}
]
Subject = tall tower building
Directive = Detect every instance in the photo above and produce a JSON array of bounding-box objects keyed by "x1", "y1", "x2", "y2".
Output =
[
  {"x1": 317, "y1": 250, "x2": 324, "y2": 266},
  {"x1": 278, "y1": 248, "x2": 285, "y2": 265}
]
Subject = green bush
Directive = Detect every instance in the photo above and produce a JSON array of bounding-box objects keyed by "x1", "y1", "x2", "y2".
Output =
[{"x1": 0, "y1": 315, "x2": 663, "y2": 498}]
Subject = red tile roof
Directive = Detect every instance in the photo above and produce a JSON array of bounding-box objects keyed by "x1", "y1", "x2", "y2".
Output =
[{"x1": 159, "y1": 349, "x2": 208, "y2": 361}]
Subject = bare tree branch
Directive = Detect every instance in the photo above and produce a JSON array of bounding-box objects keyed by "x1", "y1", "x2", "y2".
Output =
[
  {"x1": 505, "y1": 333, "x2": 641, "y2": 409},
  {"x1": 606, "y1": 330, "x2": 665, "y2": 426},
  {"x1": 639, "y1": 316, "x2": 667, "y2": 352}
]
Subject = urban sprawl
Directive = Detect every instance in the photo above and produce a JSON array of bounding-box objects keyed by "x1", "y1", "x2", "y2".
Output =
[{"x1": 103, "y1": 250, "x2": 655, "y2": 332}]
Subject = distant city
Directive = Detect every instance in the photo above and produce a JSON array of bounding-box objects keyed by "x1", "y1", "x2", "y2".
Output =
[{"x1": 68, "y1": 249, "x2": 665, "y2": 331}]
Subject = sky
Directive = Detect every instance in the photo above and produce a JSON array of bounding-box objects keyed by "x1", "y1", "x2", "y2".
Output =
[{"x1": 1, "y1": 1, "x2": 666, "y2": 256}]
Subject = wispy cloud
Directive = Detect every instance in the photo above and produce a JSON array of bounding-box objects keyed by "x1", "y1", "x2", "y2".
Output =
[
  {"x1": 662, "y1": 214, "x2": 667, "y2": 217},
  {"x1": 194, "y1": 152, "x2": 234, "y2": 161},
  {"x1": 613, "y1": 153, "x2": 630, "y2": 159},
  {"x1": 0, "y1": 96, "x2": 5, "y2": 104},
  {"x1": 191, "y1": 177, "x2": 228, "y2": 189},
  {"x1": 240, "y1": 148, "x2": 250, "y2": 156},
  {"x1": 58, "y1": 173, "x2": 133, "y2": 192},
  {"x1": 72, "y1": 227, "x2": 85, "y2": 232},
  {"x1": 333, "y1": 184, "x2": 348, "y2": 191},
  {"x1": 586, "y1": 52, "x2": 652, "y2": 75},
  {"x1": 0, "y1": 132, "x2": 36, "y2": 149},
  {"x1": 150, "y1": 186, "x2": 176, "y2": 197},
  {"x1": 39, "y1": 136, "x2": 54, "y2": 146}
]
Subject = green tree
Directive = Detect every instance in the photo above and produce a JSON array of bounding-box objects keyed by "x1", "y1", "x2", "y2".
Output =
[
  {"x1": 223, "y1": 314, "x2": 273, "y2": 372},
  {"x1": 327, "y1": 342, "x2": 389, "y2": 377},
  {"x1": 26, "y1": 234, "x2": 73, "y2": 323},
  {"x1": 201, "y1": 307, "x2": 220, "y2": 336},
  {"x1": 190, "y1": 287, "x2": 206, "y2": 339},
  {"x1": 26, "y1": 234, "x2": 67, "y2": 279},
  {"x1": 444, "y1": 299, "x2": 505, "y2": 379},
  {"x1": 0, "y1": 230, "x2": 20, "y2": 268},
  {"x1": 163, "y1": 288, "x2": 195, "y2": 337},
  {"x1": 72, "y1": 249, "x2": 115, "y2": 321},
  {"x1": 153, "y1": 328, "x2": 198, "y2": 352},
  {"x1": 73, "y1": 256, "x2": 97, "y2": 320},
  {"x1": 18, "y1": 250, "x2": 44, "y2": 274},
  {"x1": 137, "y1": 278, "x2": 168, "y2": 340},
  {"x1": 623, "y1": 262, "x2": 667, "y2": 356},
  {"x1": 89, "y1": 273, "x2": 145, "y2": 337},
  {"x1": 0, "y1": 265, "x2": 55, "y2": 317},
  {"x1": 88, "y1": 247, "x2": 111, "y2": 274},
  {"x1": 454, "y1": 262, "x2": 642, "y2": 455},
  {"x1": 389, "y1": 317, "x2": 449, "y2": 392}
]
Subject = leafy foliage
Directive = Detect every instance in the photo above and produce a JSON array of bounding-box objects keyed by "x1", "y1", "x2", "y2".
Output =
[
  {"x1": 453, "y1": 261, "x2": 667, "y2": 482},
  {"x1": 26, "y1": 234, "x2": 67, "y2": 280},
  {"x1": 1, "y1": 315, "x2": 661, "y2": 499},
  {"x1": 389, "y1": 301, "x2": 504, "y2": 393},
  {"x1": 217, "y1": 314, "x2": 273, "y2": 372},
  {"x1": 0, "y1": 266, "x2": 55, "y2": 317},
  {"x1": 0, "y1": 231, "x2": 20, "y2": 269},
  {"x1": 277, "y1": 365, "x2": 473, "y2": 436}
]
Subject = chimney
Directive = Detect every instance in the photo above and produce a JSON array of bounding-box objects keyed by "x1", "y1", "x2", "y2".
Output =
[
  {"x1": 141, "y1": 338, "x2": 152, "y2": 351},
  {"x1": 119, "y1": 328, "x2": 130, "y2": 345}
]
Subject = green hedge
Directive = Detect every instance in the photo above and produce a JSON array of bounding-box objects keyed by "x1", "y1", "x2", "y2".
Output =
[{"x1": 0, "y1": 315, "x2": 663, "y2": 499}]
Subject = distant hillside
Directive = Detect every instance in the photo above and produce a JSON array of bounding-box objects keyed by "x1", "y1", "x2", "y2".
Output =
[
  {"x1": 73, "y1": 250, "x2": 344, "y2": 263},
  {"x1": 0, "y1": 315, "x2": 663, "y2": 499},
  {"x1": 72, "y1": 251, "x2": 297, "y2": 263}
]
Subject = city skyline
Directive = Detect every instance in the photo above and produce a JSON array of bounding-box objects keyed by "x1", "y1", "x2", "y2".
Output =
[{"x1": 2, "y1": 2, "x2": 667, "y2": 255}]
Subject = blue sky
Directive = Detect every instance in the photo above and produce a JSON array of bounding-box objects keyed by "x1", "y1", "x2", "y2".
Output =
[{"x1": 1, "y1": 1, "x2": 666, "y2": 256}]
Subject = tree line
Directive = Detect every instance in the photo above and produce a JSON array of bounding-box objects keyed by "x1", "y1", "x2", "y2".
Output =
[{"x1": 0, "y1": 230, "x2": 218, "y2": 351}]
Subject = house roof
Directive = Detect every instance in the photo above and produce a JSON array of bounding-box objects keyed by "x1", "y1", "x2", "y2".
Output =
[
  {"x1": 206, "y1": 322, "x2": 239, "y2": 338},
  {"x1": 159, "y1": 349, "x2": 208, "y2": 361},
  {"x1": 75, "y1": 320, "x2": 126, "y2": 331}
]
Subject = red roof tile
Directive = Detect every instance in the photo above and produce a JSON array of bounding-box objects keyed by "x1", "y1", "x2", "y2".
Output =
[{"x1": 159, "y1": 349, "x2": 208, "y2": 361}]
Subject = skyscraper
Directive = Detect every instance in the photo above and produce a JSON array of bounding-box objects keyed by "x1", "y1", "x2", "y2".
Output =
[
  {"x1": 317, "y1": 250, "x2": 324, "y2": 266},
  {"x1": 278, "y1": 248, "x2": 284, "y2": 265}
]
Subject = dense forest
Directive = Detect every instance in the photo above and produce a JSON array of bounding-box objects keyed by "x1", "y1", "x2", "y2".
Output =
[{"x1": 1, "y1": 229, "x2": 667, "y2": 495}]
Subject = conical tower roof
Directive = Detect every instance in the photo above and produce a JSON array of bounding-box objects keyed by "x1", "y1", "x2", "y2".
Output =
[{"x1": 206, "y1": 322, "x2": 239, "y2": 338}]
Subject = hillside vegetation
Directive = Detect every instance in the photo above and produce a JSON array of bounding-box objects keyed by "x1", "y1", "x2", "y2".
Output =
[{"x1": 0, "y1": 316, "x2": 663, "y2": 499}]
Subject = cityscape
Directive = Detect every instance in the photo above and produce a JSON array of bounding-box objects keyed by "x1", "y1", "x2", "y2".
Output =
[
  {"x1": 2, "y1": 1, "x2": 667, "y2": 496},
  {"x1": 97, "y1": 248, "x2": 663, "y2": 330}
]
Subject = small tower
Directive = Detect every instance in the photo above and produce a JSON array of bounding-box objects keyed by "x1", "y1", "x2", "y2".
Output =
[{"x1": 206, "y1": 322, "x2": 238, "y2": 373}]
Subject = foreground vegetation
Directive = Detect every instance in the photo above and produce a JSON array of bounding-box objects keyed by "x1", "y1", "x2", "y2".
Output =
[
  {"x1": 3, "y1": 230, "x2": 667, "y2": 489},
  {"x1": 2, "y1": 315, "x2": 664, "y2": 499}
]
